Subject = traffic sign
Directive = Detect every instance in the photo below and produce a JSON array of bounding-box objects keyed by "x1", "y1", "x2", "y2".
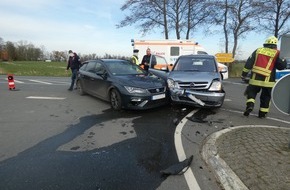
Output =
[
  {"x1": 272, "y1": 74, "x2": 290, "y2": 115},
  {"x1": 215, "y1": 53, "x2": 234, "y2": 63}
]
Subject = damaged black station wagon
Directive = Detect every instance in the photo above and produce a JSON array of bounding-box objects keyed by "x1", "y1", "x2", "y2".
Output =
[{"x1": 76, "y1": 59, "x2": 168, "y2": 110}]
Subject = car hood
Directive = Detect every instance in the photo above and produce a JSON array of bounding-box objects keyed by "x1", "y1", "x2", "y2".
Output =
[
  {"x1": 115, "y1": 74, "x2": 165, "y2": 88},
  {"x1": 168, "y1": 71, "x2": 220, "y2": 82}
]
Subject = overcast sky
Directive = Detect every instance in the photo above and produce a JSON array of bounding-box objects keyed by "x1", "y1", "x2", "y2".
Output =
[{"x1": 0, "y1": 0, "x2": 271, "y2": 60}]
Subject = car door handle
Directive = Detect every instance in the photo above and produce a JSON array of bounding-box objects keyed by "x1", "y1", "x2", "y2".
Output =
[{"x1": 90, "y1": 78, "x2": 95, "y2": 81}]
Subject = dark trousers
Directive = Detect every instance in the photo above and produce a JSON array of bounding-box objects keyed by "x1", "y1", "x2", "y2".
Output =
[
  {"x1": 69, "y1": 69, "x2": 78, "y2": 90},
  {"x1": 246, "y1": 85, "x2": 272, "y2": 113}
]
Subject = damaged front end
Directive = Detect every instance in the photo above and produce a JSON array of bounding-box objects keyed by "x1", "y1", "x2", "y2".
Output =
[{"x1": 168, "y1": 79, "x2": 225, "y2": 108}]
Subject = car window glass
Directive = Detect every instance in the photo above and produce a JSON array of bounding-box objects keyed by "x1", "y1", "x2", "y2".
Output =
[
  {"x1": 85, "y1": 61, "x2": 96, "y2": 73},
  {"x1": 95, "y1": 62, "x2": 106, "y2": 73},
  {"x1": 107, "y1": 60, "x2": 144, "y2": 75},
  {"x1": 170, "y1": 47, "x2": 179, "y2": 56},
  {"x1": 80, "y1": 62, "x2": 88, "y2": 71},
  {"x1": 175, "y1": 57, "x2": 216, "y2": 72}
]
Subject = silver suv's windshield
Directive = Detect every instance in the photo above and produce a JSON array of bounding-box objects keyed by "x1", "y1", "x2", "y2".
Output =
[{"x1": 174, "y1": 57, "x2": 217, "y2": 72}]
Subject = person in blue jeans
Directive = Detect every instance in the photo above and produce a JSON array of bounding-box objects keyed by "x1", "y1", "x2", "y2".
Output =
[{"x1": 66, "y1": 50, "x2": 81, "y2": 91}]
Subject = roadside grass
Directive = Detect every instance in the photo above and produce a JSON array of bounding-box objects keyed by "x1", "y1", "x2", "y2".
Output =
[
  {"x1": 0, "y1": 61, "x2": 69, "y2": 77},
  {"x1": 0, "y1": 60, "x2": 246, "y2": 77},
  {"x1": 228, "y1": 62, "x2": 245, "y2": 78}
]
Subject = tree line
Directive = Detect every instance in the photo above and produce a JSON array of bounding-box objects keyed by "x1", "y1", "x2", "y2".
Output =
[
  {"x1": 118, "y1": 0, "x2": 290, "y2": 57},
  {"x1": 0, "y1": 37, "x2": 129, "y2": 62}
]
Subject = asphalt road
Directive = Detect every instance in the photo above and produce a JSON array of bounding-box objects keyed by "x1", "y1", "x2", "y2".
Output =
[
  {"x1": 0, "y1": 76, "x2": 193, "y2": 190},
  {"x1": 0, "y1": 76, "x2": 289, "y2": 190}
]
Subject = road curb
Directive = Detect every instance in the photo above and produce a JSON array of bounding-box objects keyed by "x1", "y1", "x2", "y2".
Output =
[{"x1": 201, "y1": 125, "x2": 290, "y2": 190}]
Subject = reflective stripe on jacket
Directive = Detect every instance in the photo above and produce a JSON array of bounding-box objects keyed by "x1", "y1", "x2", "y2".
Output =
[
  {"x1": 131, "y1": 56, "x2": 139, "y2": 65},
  {"x1": 252, "y1": 47, "x2": 279, "y2": 77}
]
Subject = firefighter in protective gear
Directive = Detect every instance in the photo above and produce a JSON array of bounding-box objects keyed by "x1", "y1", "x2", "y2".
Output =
[
  {"x1": 241, "y1": 36, "x2": 286, "y2": 118},
  {"x1": 131, "y1": 49, "x2": 139, "y2": 65}
]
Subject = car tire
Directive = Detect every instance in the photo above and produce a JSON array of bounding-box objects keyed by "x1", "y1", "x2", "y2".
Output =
[
  {"x1": 76, "y1": 80, "x2": 86, "y2": 95},
  {"x1": 110, "y1": 89, "x2": 122, "y2": 110}
]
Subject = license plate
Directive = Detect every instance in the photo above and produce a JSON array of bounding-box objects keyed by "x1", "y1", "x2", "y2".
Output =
[{"x1": 152, "y1": 93, "x2": 166, "y2": 100}]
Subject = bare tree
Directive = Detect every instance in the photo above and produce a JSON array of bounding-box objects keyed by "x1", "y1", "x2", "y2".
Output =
[
  {"x1": 5, "y1": 41, "x2": 16, "y2": 61},
  {"x1": 185, "y1": 0, "x2": 212, "y2": 39},
  {"x1": 118, "y1": 0, "x2": 211, "y2": 40},
  {"x1": 211, "y1": 0, "x2": 262, "y2": 57},
  {"x1": 258, "y1": 0, "x2": 290, "y2": 38},
  {"x1": 51, "y1": 51, "x2": 65, "y2": 62},
  {"x1": 0, "y1": 37, "x2": 4, "y2": 60},
  {"x1": 167, "y1": 0, "x2": 183, "y2": 39},
  {"x1": 213, "y1": 0, "x2": 230, "y2": 53},
  {"x1": 0, "y1": 37, "x2": 4, "y2": 52},
  {"x1": 117, "y1": 0, "x2": 170, "y2": 39}
]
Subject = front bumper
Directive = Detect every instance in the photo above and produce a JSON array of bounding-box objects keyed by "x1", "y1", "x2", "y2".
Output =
[
  {"x1": 121, "y1": 93, "x2": 170, "y2": 110},
  {"x1": 169, "y1": 88, "x2": 225, "y2": 107}
]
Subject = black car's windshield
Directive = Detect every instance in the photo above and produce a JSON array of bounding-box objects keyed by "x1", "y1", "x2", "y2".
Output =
[
  {"x1": 174, "y1": 57, "x2": 217, "y2": 72},
  {"x1": 106, "y1": 60, "x2": 145, "y2": 75}
]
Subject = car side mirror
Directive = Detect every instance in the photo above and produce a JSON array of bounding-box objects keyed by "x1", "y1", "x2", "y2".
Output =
[{"x1": 96, "y1": 70, "x2": 107, "y2": 78}]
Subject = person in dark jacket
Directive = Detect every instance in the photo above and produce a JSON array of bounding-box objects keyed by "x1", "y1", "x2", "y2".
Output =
[
  {"x1": 241, "y1": 36, "x2": 287, "y2": 118},
  {"x1": 66, "y1": 50, "x2": 81, "y2": 91},
  {"x1": 140, "y1": 48, "x2": 156, "y2": 71}
]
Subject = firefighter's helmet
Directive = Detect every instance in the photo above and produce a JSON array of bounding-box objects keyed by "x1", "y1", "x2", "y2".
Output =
[{"x1": 264, "y1": 36, "x2": 278, "y2": 45}]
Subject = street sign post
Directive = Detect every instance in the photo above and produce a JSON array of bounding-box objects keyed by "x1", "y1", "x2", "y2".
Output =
[{"x1": 280, "y1": 34, "x2": 290, "y2": 59}]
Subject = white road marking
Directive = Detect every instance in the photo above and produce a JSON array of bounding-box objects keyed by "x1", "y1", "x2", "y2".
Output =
[
  {"x1": 13, "y1": 80, "x2": 24, "y2": 83},
  {"x1": 4, "y1": 78, "x2": 24, "y2": 83},
  {"x1": 174, "y1": 111, "x2": 201, "y2": 190},
  {"x1": 26, "y1": 96, "x2": 66, "y2": 100},
  {"x1": 221, "y1": 108, "x2": 290, "y2": 124},
  {"x1": 29, "y1": 80, "x2": 52, "y2": 85}
]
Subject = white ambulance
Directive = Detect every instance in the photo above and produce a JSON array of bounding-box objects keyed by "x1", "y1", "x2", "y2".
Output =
[
  {"x1": 131, "y1": 39, "x2": 228, "y2": 79},
  {"x1": 132, "y1": 39, "x2": 207, "y2": 65}
]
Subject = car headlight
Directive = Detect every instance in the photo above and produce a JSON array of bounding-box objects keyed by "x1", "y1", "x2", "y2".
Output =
[
  {"x1": 124, "y1": 86, "x2": 147, "y2": 93},
  {"x1": 167, "y1": 78, "x2": 179, "y2": 88},
  {"x1": 209, "y1": 81, "x2": 222, "y2": 91},
  {"x1": 220, "y1": 67, "x2": 228, "y2": 72}
]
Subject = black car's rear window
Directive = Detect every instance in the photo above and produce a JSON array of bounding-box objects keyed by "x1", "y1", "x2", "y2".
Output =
[{"x1": 174, "y1": 57, "x2": 217, "y2": 72}]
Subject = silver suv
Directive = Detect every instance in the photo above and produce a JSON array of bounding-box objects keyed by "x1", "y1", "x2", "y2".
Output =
[{"x1": 167, "y1": 54, "x2": 225, "y2": 108}]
